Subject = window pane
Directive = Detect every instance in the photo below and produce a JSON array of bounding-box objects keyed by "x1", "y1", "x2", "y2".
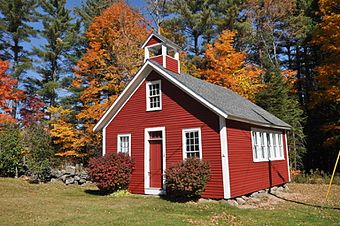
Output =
[{"x1": 184, "y1": 130, "x2": 200, "y2": 159}]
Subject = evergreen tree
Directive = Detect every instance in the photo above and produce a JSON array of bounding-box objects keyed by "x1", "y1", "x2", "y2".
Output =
[
  {"x1": 256, "y1": 71, "x2": 306, "y2": 169},
  {"x1": 75, "y1": 0, "x2": 118, "y2": 29},
  {"x1": 165, "y1": 0, "x2": 232, "y2": 56},
  {"x1": 30, "y1": 0, "x2": 78, "y2": 111},
  {"x1": 0, "y1": 0, "x2": 38, "y2": 118}
]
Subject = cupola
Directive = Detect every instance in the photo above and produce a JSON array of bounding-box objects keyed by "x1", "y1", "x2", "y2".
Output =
[{"x1": 141, "y1": 32, "x2": 181, "y2": 74}]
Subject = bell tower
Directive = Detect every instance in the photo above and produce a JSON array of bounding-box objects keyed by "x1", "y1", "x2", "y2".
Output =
[{"x1": 141, "y1": 32, "x2": 181, "y2": 74}]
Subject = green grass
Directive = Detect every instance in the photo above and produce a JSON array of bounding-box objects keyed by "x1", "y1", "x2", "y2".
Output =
[{"x1": 0, "y1": 178, "x2": 339, "y2": 226}]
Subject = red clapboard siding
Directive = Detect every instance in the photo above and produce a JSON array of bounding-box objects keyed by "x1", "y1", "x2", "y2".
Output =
[
  {"x1": 105, "y1": 71, "x2": 224, "y2": 198},
  {"x1": 226, "y1": 120, "x2": 289, "y2": 198},
  {"x1": 166, "y1": 56, "x2": 178, "y2": 73},
  {"x1": 150, "y1": 56, "x2": 163, "y2": 66},
  {"x1": 145, "y1": 36, "x2": 161, "y2": 47}
]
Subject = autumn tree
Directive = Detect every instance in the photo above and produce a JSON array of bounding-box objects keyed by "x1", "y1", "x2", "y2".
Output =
[
  {"x1": 49, "y1": 2, "x2": 148, "y2": 156},
  {"x1": 200, "y1": 30, "x2": 263, "y2": 101},
  {"x1": 0, "y1": 0, "x2": 38, "y2": 118},
  {"x1": 0, "y1": 60, "x2": 25, "y2": 124},
  {"x1": 304, "y1": 0, "x2": 339, "y2": 171}
]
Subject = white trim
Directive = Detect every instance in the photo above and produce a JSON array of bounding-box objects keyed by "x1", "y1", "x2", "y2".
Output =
[
  {"x1": 162, "y1": 45, "x2": 167, "y2": 68},
  {"x1": 182, "y1": 128, "x2": 202, "y2": 159},
  {"x1": 144, "y1": 47, "x2": 150, "y2": 62},
  {"x1": 146, "y1": 80, "x2": 162, "y2": 111},
  {"x1": 141, "y1": 33, "x2": 161, "y2": 49},
  {"x1": 93, "y1": 62, "x2": 152, "y2": 132},
  {"x1": 228, "y1": 115, "x2": 291, "y2": 130},
  {"x1": 284, "y1": 132, "x2": 291, "y2": 182},
  {"x1": 102, "y1": 127, "x2": 106, "y2": 156},
  {"x1": 145, "y1": 43, "x2": 162, "y2": 49},
  {"x1": 219, "y1": 116, "x2": 231, "y2": 199},
  {"x1": 251, "y1": 128, "x2": 285, "y2": 162},
  {"x1": 144, "y1": 127, "x2": 166, "y2": 194},
  {"x1": 117, "y1": 134, "x2": 131, "y2": 156}
]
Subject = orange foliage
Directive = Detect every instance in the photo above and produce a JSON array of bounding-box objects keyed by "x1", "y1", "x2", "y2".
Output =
[
  {"x1": 0, "y1": 60, "x2": 25, "y2": 124},
  {"x1": 50, "y1": 2, "x2": 149, "y2": 156},
  {"x1": 200, "y1": 30, "x2": 264, "y2": 101},
  {"x1": 312, "y1": 0, "x2": 340, "y2": 104}
]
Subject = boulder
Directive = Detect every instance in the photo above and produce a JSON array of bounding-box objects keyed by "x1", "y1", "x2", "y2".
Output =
[
  {"x1": 65, "y1": 177, "x2": 75, "y2": 185},
  {"x1": 226, "y1": 199, "x2": 238, "y2": 207},
  {"x1": 235, "y1": 197, "x2": 246, "y2": 205},
  {"x1": 65, "y1": 166, "x2": 76, "y2": 175}
]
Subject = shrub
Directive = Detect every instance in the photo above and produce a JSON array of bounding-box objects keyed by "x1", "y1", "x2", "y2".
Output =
[
  {"x1": 87, "y1": 153, "x2": 134, "y2": 192},
  {"x1": 23, "y1": 124, "x2": 55, "y2": 182},
  {"x1": 291, "y1": 169, "x2": 340, "y2": 185},
  {"x1": 0, "y1": 123, "x2": 24, "y2": 177},
  {"x1": 165, "y1": 158, "x2": 210, "y2": 200}
]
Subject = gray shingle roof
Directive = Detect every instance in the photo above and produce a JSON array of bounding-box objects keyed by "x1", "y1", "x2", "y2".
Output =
[{"x1": 154, "y1": 62, "x2": 291, "y2": 128}]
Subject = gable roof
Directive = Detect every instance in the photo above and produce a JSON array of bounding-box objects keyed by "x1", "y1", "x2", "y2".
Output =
[
  {"x1": 141, "y1": 32, "x2": 182, "y2": 50},
  {"x1": 93, "y1": 60, "x2": 291, "y2": 132}
]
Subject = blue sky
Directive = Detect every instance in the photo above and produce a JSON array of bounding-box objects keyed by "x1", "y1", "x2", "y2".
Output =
[{"x1": 28, "y1": 0, "x2": 149, "y2": 51}]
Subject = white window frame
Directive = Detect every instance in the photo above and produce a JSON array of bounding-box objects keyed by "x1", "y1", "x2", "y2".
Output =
[
  {"x1": 117, "y1": 134, "x2": 131, "y2": 156},
  {"x1": 182, "y1": 128, "x2": 202, "y2": 159},
  {"x1": 146, "y1": 80, "x2": 162, "y2": 111},
  {"x1": 251, "y1": 128, "x2": 284, "y2": 162}
]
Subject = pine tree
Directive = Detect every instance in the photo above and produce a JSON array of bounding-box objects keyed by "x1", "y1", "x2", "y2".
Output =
[
  {"x1": 256, "y1": 70, "x2": 306, "y2": 169},
  {"x1": 0, "y1": 0, "x2": 38, "y2": 118},
  {"x1": 163, "y1": 0, "x2": 243, "y2": 56},
  {"x1": 75, "y1": 0, "x2": 118, "y2": 29},
  {"x1": 30, "y1": 0, "x2": 78, "y2": 111}
]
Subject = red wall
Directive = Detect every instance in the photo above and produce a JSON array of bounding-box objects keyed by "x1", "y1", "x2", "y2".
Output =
[
  {"x1": 226, "y1": 120, "x2": 289, "y2": 198},
  {"x1": 146, "y1": 36, "x2": 161, "y2": 46},
  {"x1": 105, "y1": 71, "x2": 224, "y2": 198},
  {"x1": 150, "y1": 56, "x2": 163, "y2": 65},
  {"x1": 166, "y1": 56, "x2": 179, "y2": 73}
]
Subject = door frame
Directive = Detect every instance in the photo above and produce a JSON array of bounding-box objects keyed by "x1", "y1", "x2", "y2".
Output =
[{"x1": 144, "y1": 127, "x2": 166, "y2": 195}]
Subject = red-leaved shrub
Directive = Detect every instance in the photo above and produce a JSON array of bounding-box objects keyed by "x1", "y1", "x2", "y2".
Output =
[
  {"x1": 165, "y1": 158, "x2": 210, "y2": 199},
  {"x1": 87, "y1": 153, "x2": 134, "y2": 192}
]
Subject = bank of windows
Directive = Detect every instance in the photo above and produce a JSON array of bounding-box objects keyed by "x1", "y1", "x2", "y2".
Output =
[
  {"x1": 251, "y1": 129, "x2": 284, "y2": 162},
  {"x1": 117, "y1": 134, "x2": 131, "y2": 156},
  {"x1": 182, "y1": 128, "x2": 202, "y2": 159},
  {"x1": 146, "y1": 80, "x2": 162, "y2": 111}
]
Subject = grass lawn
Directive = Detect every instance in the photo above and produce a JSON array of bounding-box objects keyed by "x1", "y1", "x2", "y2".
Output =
[{"x1": 0, "y1": 178, "x2": 339, "y2": 226}]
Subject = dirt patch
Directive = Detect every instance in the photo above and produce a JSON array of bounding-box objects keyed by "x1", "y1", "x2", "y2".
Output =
[{"x1": 238, "y1": 183, "x2": 340, "y2": 209}]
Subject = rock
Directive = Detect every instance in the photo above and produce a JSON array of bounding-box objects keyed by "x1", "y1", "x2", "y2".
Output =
[
  {"x1": 74, "y1": 175, "x2": 80, "y2": 181},
  {"x1": 65, "y1": 177, "x2": 75, "y2": 185},
  {"x1": 60, "y1": 175, "x2": 68, "y2": 182},
  {"x1": 50, "y1": 178, "x2": 58, "y2": 183},
  {"x1": 241, "y1": 195, "x2": 249, "y2": 200},
  {"x1": 236, "y1": 197, "x2": 246, "y2": 205},
  {"x1": 277, "y1": 186, "x2": 284, "y2": 191},
  {"x1": 65, "y1": 166, "x2": 76, "y2": 175},
  {"x1": 258, "y1": 189, "x2": 265, "y2": 193},
  {"x1": 283, "y1": 184, "x2": 289, "y2": 191},
  {"x1": 79, "y1": 178, "x2": 86, "y2": 184},
  {"x1": 226, "y1": 199, "x2": 238, "y2": 207},
  {"x1": 250, "y1": 192, "x2": 259, "y2": 198},
  {"x1": 219, "y1": 199, "x2": 228, "y2": 204},
  {"x1": 270, "y1": 186, "x2": 278, "y2": 192}
]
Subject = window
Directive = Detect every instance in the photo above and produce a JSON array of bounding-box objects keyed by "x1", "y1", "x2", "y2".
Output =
[
  {"x1": 146, "y1": 80, "x2": 162, "y2": 111},
  {"x1": 251, "y1": 128, "x2": 284, "y2": 162},
  {"x1": 182, "y1": 128, "x2": 202, "y2": 159},
  {"x1": 117, "y1": 134, "x2": 131, "y2": 155}
]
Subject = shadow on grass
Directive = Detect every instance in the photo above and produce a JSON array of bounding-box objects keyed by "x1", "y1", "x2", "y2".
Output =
[
  {"x1": 84, "y1": 189, "x2": 113, "y2": 196},
  {"x1": 270, "y1": 193, "x2": 340, "y2": 210},
  {"x1": 160, "y1": 195, "x2": 200, "y2": 203}
]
